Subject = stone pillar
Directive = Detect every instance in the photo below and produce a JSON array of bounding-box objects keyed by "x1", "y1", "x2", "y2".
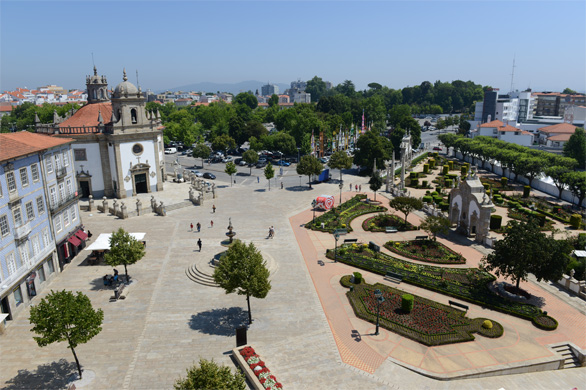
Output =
[
  {"x1": 112, "y1": 199, "x2": 119, "y2": 216},
  {"x1": 88, "y1": 195, "x2": 94, "y2": 212},
  {"x1": 120, "y1": 202, "x2": 127, "y2": 219},
  {"x1": 151, "y1": 195, "x2": 156, "y2": 212},
  {"x1": 136, "y1": 199, "x2": 142, "y2": 216},
  {"x1": 159, "y1": 201, "x2": 166, "y2": 216},
  {"x1": 102, "y1": 197, "x2": 108, "y2": 213}
]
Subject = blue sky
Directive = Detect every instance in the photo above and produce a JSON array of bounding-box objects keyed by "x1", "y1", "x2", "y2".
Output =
[{"x1": 1, "y1": 1, "x2": 584, "y2": 93}]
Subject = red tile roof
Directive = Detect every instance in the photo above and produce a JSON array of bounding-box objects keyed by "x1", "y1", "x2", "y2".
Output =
[
  {"x1": 0, "y1": 131, "x2": 74, "y2": 161},
  {"x1": 548, "y1": 133, "x2": 572, "y2": 142},
  {"x1": 0, "y1": 105, "x2": 13, "y2": 112},
  {"x1": 59, "y1": 102, "x2": 112, "y2": 128},
  {"x1": 538, "y1": 123, "x2": 577, "y2": 134},
  {"x1": 479, "y1": 120, "x2": 505, "y2": 128}
]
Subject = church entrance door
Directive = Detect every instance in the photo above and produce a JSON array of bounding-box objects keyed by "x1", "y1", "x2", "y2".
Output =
[
  {"x1": 135, "y1": 173, "x2": 148, "y2": 194},
  {"x1": 80, "y1": 181, "x2": 90, "y2": 198}
]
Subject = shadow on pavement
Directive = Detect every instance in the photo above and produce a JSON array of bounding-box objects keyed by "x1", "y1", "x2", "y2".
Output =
[
  {"x1": 285, "y1": 186, "x2": 313, "y2": 192},
  {"x1": 254, "y1": 189, "x2": 267, "y2": 192},
  {"x1": 3, "y1": 359, "x2": 77, "y2": 390},
  {"x1": 188, "y1": 307, "x2": 249, "y2": 336}
]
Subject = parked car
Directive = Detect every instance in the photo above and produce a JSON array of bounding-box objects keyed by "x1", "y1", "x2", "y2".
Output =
[
  {"x1": 165, "y1": 147, "x2": 177, "y2": 154},
  {"x1": 255, "y1": 161, "x2": 267, "y2": 168},
  {"x1": 274, "y1": 160, "x2": 290, "y2": 166},
  {"x1": 239, "y1": 160, "x2": 248, "y2": 166},
  {"x1": 433, "y1": 146, "x2": 442, "y2": 151},
  {"x1": 187, "y1": 169, "x2": 203, "y2": 177},
  {"x1": 203, "y1": 172, "x2": 216, "y2": 180}
]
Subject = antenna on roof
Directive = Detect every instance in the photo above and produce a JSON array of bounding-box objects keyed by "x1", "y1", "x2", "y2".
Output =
[
  {"x1": 91, "y1": 52, "x2": 95, "y2": 67},
  {"x1": 509, "y1": 54, "x2": 516, "y2": 93},
  {"x1": 136, "y1": 70, "x2": 140, "y2": 88}
]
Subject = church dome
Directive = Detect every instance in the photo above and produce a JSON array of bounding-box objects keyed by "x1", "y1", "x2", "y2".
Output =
[{"x1": 113, "y1": 69, "x2": 138, "y2": 97}]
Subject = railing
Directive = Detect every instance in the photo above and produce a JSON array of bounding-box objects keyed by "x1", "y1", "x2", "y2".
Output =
[
  {"x1": 13, "y1": 221, "x2": 31, "y2": 240},
  {"x1": 55, "y1": 166, "x2": 67, "y2": 178},
  {"x1": 49, "y1": 192, "x2": 79, "y2": 213},
  {"x1": 8, "y1": 189, "x2": 22, "y2": 204}
]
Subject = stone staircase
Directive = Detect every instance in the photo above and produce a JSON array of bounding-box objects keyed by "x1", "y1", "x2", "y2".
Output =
[
  {"x1": 165, "y1": 200, "x2": 193, "y2": 213},
  {"x1": 185, "y1": 262, "x2": 219, "y2": 288},
  {"x1": 550, "y1": 343, "x2": 582, "y2": 368}
]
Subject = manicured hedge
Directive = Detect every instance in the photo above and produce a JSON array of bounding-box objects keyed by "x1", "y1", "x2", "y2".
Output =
[{"x1": 490, "y1": 215, "x2": 502, "y2": 230}]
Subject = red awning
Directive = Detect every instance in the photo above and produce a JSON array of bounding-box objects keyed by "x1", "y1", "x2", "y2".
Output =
[
  {"x1": 68, "y1": 235, "x2": 81, "y2": 247},
  {"x1": 75, "y1": 229, "x2": 88, "y2": 241}
]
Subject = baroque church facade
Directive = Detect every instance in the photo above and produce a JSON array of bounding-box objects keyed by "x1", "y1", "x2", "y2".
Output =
[{"x1": 36, "y1": 67, "x2": 165, "y2": 199}]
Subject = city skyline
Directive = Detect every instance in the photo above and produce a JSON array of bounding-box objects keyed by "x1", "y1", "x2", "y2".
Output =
[{"x1": 1, "y1": 1, "x2": 585, "y2": 94}]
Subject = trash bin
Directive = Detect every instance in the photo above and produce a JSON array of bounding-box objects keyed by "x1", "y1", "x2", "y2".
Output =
[{"x1": 350, "y1": 286, "x2": 354, "y2": 292}]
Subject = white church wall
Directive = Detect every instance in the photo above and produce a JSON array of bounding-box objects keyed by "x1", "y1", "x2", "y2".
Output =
[
  {"x1": 467, "y1": 201, "x2": 481, "y2": 227},
  {"x1": 120, "y1": 140, "x2": 158, "y2": 196},
  {"x1": 72, "y1": 143, "x2": 105, "y2": 195}
]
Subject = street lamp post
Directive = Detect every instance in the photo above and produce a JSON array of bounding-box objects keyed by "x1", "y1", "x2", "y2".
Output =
[
  {"x1": 297, "y1": 147, "x2": 300, "y2": 166},
  {"x1": 334, "y1": 233, "x2": 340, "y2": 262},
  {"x1": 374, "y1": 289, "x2": 385, "y2": 335},
  {"x1": 311, "y1": 200, "x2": 317, "y2": 223},
  {"x1": 339, "y1": 181, "x2": 344, "y2": 205}
]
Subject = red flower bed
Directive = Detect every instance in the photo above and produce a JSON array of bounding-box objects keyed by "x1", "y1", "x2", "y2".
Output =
[
  {"x1": 239, "y1": 346, "x2": 283, "y2": 389},
  {"x1": 385, "y1": 240, "x2": 465, "y2": 264}
]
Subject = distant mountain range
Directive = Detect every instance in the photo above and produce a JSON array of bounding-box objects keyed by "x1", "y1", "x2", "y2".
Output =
[{"x1": 161, "y1": 81, "x2": 290, "y2": 95}]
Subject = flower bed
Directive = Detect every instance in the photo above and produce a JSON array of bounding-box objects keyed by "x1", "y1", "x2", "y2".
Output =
[
  {"x1": 344, "y1": 278, "x2": 503, "y2": 346},
  {"x1": 384, "y1": 240, "x2": 465, "y2": 264},
  {"x1": 305, "y1": 194, "x2": 386, "y2": 233},
  {"x1": 235, "y1": 346, "x2": 283, "y2": 390},
  {"x1": 326, "y1": 245, "x2": 556, "y2": 329},
  {"x1": 362, "y1": 214, "x2": 418, "y2": 232}
]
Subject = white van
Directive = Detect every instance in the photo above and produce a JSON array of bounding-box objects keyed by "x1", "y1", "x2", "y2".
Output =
[{"x1": 165, "y1": 147, "x2": 177, "y2": 154}]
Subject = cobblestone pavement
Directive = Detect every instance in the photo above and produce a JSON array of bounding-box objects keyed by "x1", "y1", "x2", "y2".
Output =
[{"x1": 0, "y1": 177, "x2": 584, "y2": 390}]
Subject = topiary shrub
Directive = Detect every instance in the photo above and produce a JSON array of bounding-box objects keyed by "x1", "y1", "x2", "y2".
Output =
[
  {"x1": 493, "y1": 188, "x2": 499, "y2": 194},
  {"x1": 461, "y1": 166, "x2": 468, "y2": 176},
  {"x1": 483, "y1": 183, "x2": 490, "y2": 191},
  {"x1": 422, "y1": 195, "x2": 433, "y2": 203},
  {"x1": 570, "y1": 214, "x2": 582, "y2": 229},
  {"x1": 493, "y1": 194, "x2": 503, "y2": 204},
  {"x1": 410, "y1": 178, "x2": 419, "y2": 187},
  {"x1": 445, "y1": 179, "x2": 453, "y2": 188},
  {"x1": 422, "y1": 180, "x2": 428, "y2": 188},
  {"x1": 431, "y1": 191, "x2": 439, "y2": 197},
  {"x1": 401, "y1": 294, "x2": 414, "y2": 313},
  {"x1": 436, "y1": 185, "x2": 443, "y2": 192},
  {"x1": 423, "y1": 164, "x2": 429, "y2": 174},
  {"x1": 523, "y1": 185, "x2": 531, "y2": 198},
  {"x1": 433, "y1": 196, "x2": 443, "y2": 205},
  {"x1": 429, "y1": 159, "x2": 436, "y2": 169},
  {"x1": 353, "y1": 272, "x2": 362, "y2": 284},
  {"x1": 490, "y1": 215, "x2": 502, "y2": 230},
  {"x1": 482, "y1": 320, "x2": 493, "y2": 329},
  {"x1": 501, "y1": 177, "x2": 507, "y2": 187},
  {"x1": 410, "y1": 172, "x2": 418, "y2": 179},
  {"x1": 442, "y1": 165, "x2": 449, "y2": 175},
  {"x1": 448, "y1": 161, "x2": 454, "y2": 170},
  {"x1": 439, "y1": 202, "x2": 449, "y2": 212},
  {"x1": 532, "y1": 315, "x2": 558, "y2": 330}
]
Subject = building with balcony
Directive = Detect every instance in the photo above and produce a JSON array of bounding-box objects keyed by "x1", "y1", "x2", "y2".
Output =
[
  {"x1": 35, "y1": 67, "x2": 165, "y2": 199},
  {"x1": 471, "y1": 120, "x2": 534, "y2": 147},
  {"x1": 0, "y1": 132, "x2": 75, "y2": 327}
]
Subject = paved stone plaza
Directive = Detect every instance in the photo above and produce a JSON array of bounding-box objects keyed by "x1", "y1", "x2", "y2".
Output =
[{"x1": 0, "y1": 175, "x2": 585, "y2": 389}]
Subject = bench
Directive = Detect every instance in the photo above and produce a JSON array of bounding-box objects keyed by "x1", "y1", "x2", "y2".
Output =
[
  {"x1": 343, "y1": 238, "x2": 358, "y2": 244},
  {"x1": 368, "y1": 241, "x2": 380, "y2": 252},
  {"x1": 415, "y1": 235, "x2": 428, "y2": 240},
  {"x1": 449, "y1": 300, "x2": 469, "y2": 312},
  {"x1": 385, "y1": 226, "x2": 398, "y2": 233},
  {"x1": 385, "y1": 271, "x2": 403, "y2": 283}
]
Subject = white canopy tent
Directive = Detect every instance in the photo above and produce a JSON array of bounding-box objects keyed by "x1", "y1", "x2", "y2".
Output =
[{"x1": 85, "y1": 233, "x2": 146, "y2": 251}]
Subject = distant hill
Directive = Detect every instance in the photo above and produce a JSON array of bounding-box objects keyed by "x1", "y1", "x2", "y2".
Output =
[{"x1": 161, "y1": 81, "x2": 290, "y2": 95}]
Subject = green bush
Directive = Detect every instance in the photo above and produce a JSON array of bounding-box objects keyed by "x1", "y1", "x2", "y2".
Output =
[
  {"x1": 493, "y1": 188, "x2": 499, "y2": 194},
  {"x1": 448, "y1": 161, "x2": 454, "y2": 170},
  {"x1": 353, "y1": 272, "x2": 362, "y2": 284},
  {"x1": 410, "y1": 172, "x2": 418, "y2": 179},
  {"x1": 490, "y1": 215, "x2": 502, "y2": 230},
  {"x1": 493, "y1": 194, "x2": 503, "y2": 204},
  {"x1": 433, "y1": 152, "x2": 439, "y2": 158},
  {"x1": 445, "y1": 179, "x2": 453, "y2": 188},
  {"x1": 442, "y1": 165, "x2": 449, "y2": 175},
  {"x1": 436, "y1": 185, "x2": 443, "y2": 192},
  {"x1": 570, "y1": 214, "x2": 582, "y2": 229},
  {"x1": 433, "y1": 196, "x2": 443, "y2": 205},
  {"x1": 422, "y1": 180, "x2": 428, "y2": 188},
  {"x1": 461, "y1": 166, "x2": 468, "y2": 176},
  {"x1": 401, "y1": 294, "x2": 414, "y2": 313},
  {"x1": 423, "y1": 195, "x2": 433, "y2": 203},
  {"x1": 439, "y1": 202, "x2": 449, "y2": 212},
  {"x1": 523, "y1": 185, "x2": 531, "y2": 198},
  {"x1": 429, "y1": 159, "x2": 436, "y2": 169},
  {"x1": 483, "y1": 183, "x2": 490, "y2": 191},
  {"x1": 431, "y1": 191, "x2": 439, "y2": 197},
  {"x1": 423, "y1": 164, "x2": 429, "y2": 173},
  {"x1": 410, "y1": 178, "x2": 419, "y2": 187},
  {"x1": 501, "y1": 177, "x2": 507, "y2": 187}
]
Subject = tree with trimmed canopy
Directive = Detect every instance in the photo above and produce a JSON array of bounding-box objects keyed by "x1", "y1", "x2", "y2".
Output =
[{"x1": 389, "y1": 196, "x2": 423, "y2": 224}]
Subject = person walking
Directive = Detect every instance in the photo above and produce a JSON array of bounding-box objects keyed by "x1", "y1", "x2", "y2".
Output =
[
  {"x1": 281, "y1": 181, "x2": 284, "y2": 190},
  {"x1": 359, "y1": 184, "x2": 362, "y2": 192},
  {"x1": 257, "y1": 176, "x2": 260, "y2": 183},
  {"x1": 210, "y1": 220, "x2": 214, "y2": 228},
  {"x1": 270, "y1": 226, "x2": 275, "y2": 239},
  {"x1": 212, "y1": 205, "x2": 216, "y2": 213},
  {"x1": 355, "y1": 184, "x2": 358, "y2": 192},
  {"x1": 197, "y1": 239, "x2": 202, "y2": 252},
  {"x1": 349, "y1": 183, "x2": 352, "y2": 191},
  {"x1": 196, "y1": 222, "x2": 201, "y2": 232},
  {"x1": 190, "y1": 223, "x2": 193, "y2": 232}
]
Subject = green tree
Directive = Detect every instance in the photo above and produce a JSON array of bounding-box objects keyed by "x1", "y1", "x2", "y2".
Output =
[
  {"x1": 193, "y1": 143, "x2": 212, "y2": 168},
  {"x1": 562, "y1": 88, "x2": 577, "y2": 94},
  {"x1": 233, "y1": 92, "x2": 258, "y2": 110},
  {"x1": 354, "y1": 130, "x2": 393, "y2": 172},
  {"x1": 264, "y1": 162, "x2": 275, "y2": 191},
  {"x1": 174, "y1": 358, "x2": 246, "y2": 390},
  {"x1": 368, "y1": 172, "x2": 383, "y2": 201},
  {"x1": 389, "y1": 196, "x2": 423, "y2": 224},
  {"x1": 388, "y1": 104, "x2": 412, "y2": 128},
  {"x1": 225, "y1": 161, "x2": 237, "y2": 187},
  {"x1": 306, "y1": 76, "x2": 328, "y2": 102},
  {"x1": 29, "y1": 290, "x2": 104, "y2": 380},
  {"x1": 419, "y1": 215, "x2": 451, "y2": 241},
  {"x1": 564, "y1": 171, "x2": 586, "y2": 207},
  {"x1": 211, "y1": 134, "x2": 236, "y2": 153},
  {"x1": 104, "y1": 227, "x2": 146, "y2": 280},
  {"x1": 515, "y1": 155, "x2": 546, "y2": 186},
  {"x1": 270, "y1": 131, "x2": 297, "y2": 155},
  {"x1": 327, "y1": 151, "x2": 353, "y2": 181},
  {"x1": 242, "y1": 149, "x2": 258, "y2": 175},
  {"x1": 481, "y1": 219, "x2": 572, "y2": 293},
  {"x1": 213, "y1": 240, "x2": 271, "y2": 324},
  {"x1": 563, "y1": 128, "x2": 586, "y2": 170},
  {"x1": 268, "y1": 94, "x2": 279, "y2": 107},
  {"x1": 296, "y1": 155, "x2": 323, "y2": 188},
  {"x1": 545, "y1": 165, "x2": 571, "y2": 198}
]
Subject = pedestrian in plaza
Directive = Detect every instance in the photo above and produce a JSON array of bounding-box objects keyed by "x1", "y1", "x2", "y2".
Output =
[
  {"x1": 190, "y1": 223, "x2": 193, "y2": 232},
  {"x1": 212, "y1": 204, "x2": 216, "y2": 213},
  {"x1": 359, "y1": 184, "x2": 362, "y2": 192},
  {"x1": 355, "y1": 184, "x2": 358, "y2": 192},
  {"x1": 257, "y1": 176, "x2": 260, "y2": 183},
  {"x1": 196, "y1": 222, "x2": 201, "y2": 232},
  {"x1": 349, "y1": 183, "x2": 352, "y2": 191},
  {"x1": 197, "y1": 238, "x2": 202, "y2": 252},
  {"x1": 270, "y1": 226, "x2": 275, "y2": 239},
  {"x1": 210, "y1": 220, "x2": 214, "y2": 228},
  {"x1": 281, "y1": 181, "x2": 284, "y2": 190}
]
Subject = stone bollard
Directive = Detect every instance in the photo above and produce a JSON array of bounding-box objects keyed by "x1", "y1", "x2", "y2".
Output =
[
  {"x1": 120, "y1": 202, "x2": 127, "y2": 219},
  {"x1": 159, "y1": 201, "x2": 166, "y2": 216},
  {"x1": 150, "y1": 195, "x2": 156, "y2": 212},
  {"x1": 112, "y1": 199, "x2": 119, "y2": 216},
  {"x1": 136, "y1": 199, "x2": 142, "y2": 216},
  {"x1": 102, "y1": 197, "x2": 108, "y2": 213},
  {"x1": 88, "y1": 195, "x2": 94, "y2": 212}
]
